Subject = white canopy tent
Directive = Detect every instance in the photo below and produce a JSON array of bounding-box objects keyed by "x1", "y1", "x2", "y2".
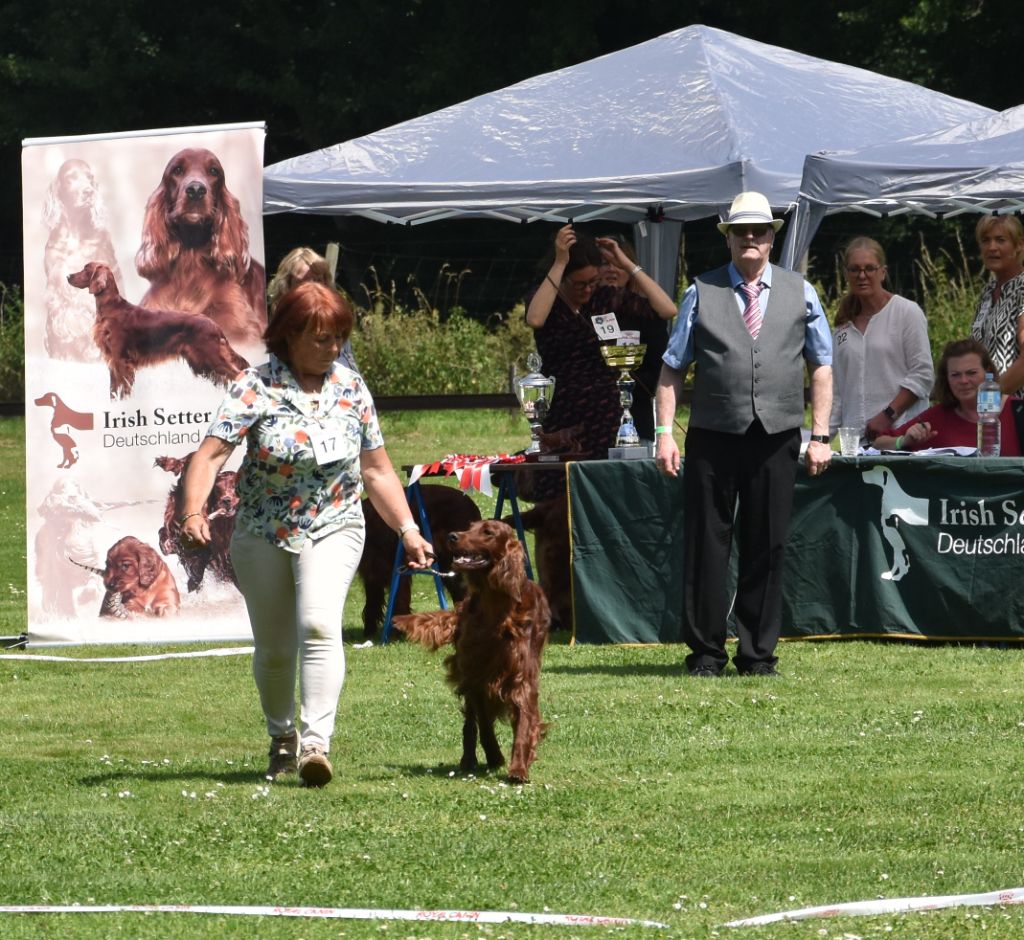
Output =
[
  {"x1": 781, "y1": 105, "x2": 1024, "y2": 269},
  {"x1": 263, "y1": 24, "x2": 992, "y2": 285}
]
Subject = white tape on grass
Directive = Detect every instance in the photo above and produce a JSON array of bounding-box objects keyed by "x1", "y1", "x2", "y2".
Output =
[
  {"x1": 723, "y1": 886, "x2": 1024, "y2": 927},
  {"x1": 0, "y1": 903, "x2": 669, "y2": 928},
  {"x1": 0, "y1": 647, "x2": 254, "y2": 663}
]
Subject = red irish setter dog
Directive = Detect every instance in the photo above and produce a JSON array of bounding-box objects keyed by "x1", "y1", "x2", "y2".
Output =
[
  {"x1": 393, "y1": 520, "x2": 551, "y2": 783},
  {"x1": 68, "y1": 262, "x2": 249, "y2": 399},
  {"x1": 136, "y1": 147, "x2": 266, "y2": 345}
]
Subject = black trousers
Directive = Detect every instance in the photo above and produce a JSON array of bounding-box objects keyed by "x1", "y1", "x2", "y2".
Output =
[{"x1": 682, "y1": 421, "x2": 802, "y2": 672}]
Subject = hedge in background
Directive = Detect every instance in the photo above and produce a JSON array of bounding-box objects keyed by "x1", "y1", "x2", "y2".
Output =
[
  {"x1": 352, "y1": 302, "x2": 535, "y2": 395},
  {"x1": 0, "y1": 284, "x2": 23, "y2": 403}
]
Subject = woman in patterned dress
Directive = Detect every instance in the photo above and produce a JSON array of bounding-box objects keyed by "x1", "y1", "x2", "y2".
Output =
[
  {"x1": 525, "y1": 225, "x2": 676, "y2": 456},
  {"x1": 179, "y1": 281, "x2": 431, "y2": 788},
  {"x1": 971, "y1": 216, "x2": 1024, "y2": 394}
]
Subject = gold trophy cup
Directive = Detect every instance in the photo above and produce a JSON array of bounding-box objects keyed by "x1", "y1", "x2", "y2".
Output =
[{"x1": 600, "y1": 343, "x2": 647, "y2": 451}]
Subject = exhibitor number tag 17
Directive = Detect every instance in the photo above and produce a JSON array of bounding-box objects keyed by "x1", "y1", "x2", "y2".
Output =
[
  {"x1": 308, "y1": 424, "x2": 346, "y2": 466},
  {"x1": 591, "y1": 312, "x2": 621, "y2": 340}
]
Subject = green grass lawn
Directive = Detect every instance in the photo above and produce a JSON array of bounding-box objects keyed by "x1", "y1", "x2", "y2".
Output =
[{"x1": 4, "y1": 414, "x2": 1024, "y2": 938}]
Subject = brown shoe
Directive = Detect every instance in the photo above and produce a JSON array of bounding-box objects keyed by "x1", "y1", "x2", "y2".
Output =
[
  {"x1": 298, "y1": 744, "x2": 333, "y2": 788},
  {"x1": 265, "y1": 730, "x2": 299, "y2": 781}
]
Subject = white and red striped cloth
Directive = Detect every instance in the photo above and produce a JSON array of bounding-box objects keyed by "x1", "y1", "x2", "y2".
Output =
[{"x1": 408, "y1": 453, "x2": 526, "y2": 497}]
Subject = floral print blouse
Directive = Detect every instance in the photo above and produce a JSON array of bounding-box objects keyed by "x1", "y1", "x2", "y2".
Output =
[{"x1": 207, "y1": 354, "x2": 384, "y2": 552}]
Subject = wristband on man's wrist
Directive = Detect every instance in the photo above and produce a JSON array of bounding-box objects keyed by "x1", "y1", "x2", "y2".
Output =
[
  {"x1": 655, "y1": 425, "x2": 671, "y2": 435},
  {"x1": 895, "y1": 435, "x2": 905, "y2": 450},
  {"x1": 397, "y1": 522, "x2": 419, "y2": 539}
]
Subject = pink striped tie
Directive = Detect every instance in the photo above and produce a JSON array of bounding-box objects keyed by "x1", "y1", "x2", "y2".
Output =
[{"x1": 740, "y1": 281, "x2": 764, "y2": 339}]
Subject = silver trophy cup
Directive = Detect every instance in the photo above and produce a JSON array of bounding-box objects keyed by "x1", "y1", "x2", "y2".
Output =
[{"x1": 514, "y1": 353, "x2": 556, "y2": 455}]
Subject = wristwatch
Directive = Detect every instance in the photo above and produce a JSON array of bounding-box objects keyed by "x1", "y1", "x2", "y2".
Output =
[
  {"x1": 809, "y1": 434, "x2": 830, "y2": 444},
  {"x1": 883, "y1": 405, "x2": 898, "y2": 421}
]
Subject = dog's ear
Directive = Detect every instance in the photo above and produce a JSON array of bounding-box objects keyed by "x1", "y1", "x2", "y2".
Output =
[
  {"x1": 136, "y1": 544, "x2": 160, "y2": 588},
  {"x1": 209, "y1": 185, "x2": 250, "y2": 276},
  {"x1": 135, "y1": 180, "x2": 179, "y2": 278},
  {"x1": 88, "y1": 264, "x2": 109, "y2": 295},
  {"x1": 489, "y1": 531, "x2": 526, "y2": 602}
]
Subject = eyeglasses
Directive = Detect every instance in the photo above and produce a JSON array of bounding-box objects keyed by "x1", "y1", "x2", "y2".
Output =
[
  {"x1": 566, "y1": 276, "x2": 600, "y2": 291},
  {"x1": 846, "y1": 265, "x2": 882, "y2": 276},
  {"x1": 729, "y1": 225, "x2": 772, "y2": 238}
]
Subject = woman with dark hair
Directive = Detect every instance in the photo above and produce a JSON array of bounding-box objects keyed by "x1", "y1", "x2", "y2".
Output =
[
  {"x1": 830, "y1": 236, "x2": 933, "y2": 443},
  {"x1": 525, "y1": 224, "x2": 675, "y2": 461},
  {"x1": 180, "y1": 281, "x2": 431, "y2": 788},
  {"x1": 874, "y1": 338, "x2": 1021, "y2": 454}
]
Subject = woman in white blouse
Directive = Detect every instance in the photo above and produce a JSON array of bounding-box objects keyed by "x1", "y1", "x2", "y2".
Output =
[{"x1": 829, "y1": 237, "x2": 934, "y2": 443}]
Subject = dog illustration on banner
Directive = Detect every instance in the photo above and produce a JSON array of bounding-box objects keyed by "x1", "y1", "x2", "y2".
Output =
[
  {"x1": 33, "y1": 391, "x2": 94, "y2": 468},
  {"x1": 135, "y1": 147, "x2": 266, "y2": 346},
  {"x1": 862, "y1": 465, "x2": 929, "y2": 581},
  {"x1": 70, "y1": 535, "x2": 181, "y2": 619},
  {"x1": 68, "y1": 261, "x2": 249, "y2": 399},
  {"x1": 155, "y1": 453, "x2": 239, "y2": 593},
  {"x1": 41, "y1": 158, "x2": 122, "y2": 362}
]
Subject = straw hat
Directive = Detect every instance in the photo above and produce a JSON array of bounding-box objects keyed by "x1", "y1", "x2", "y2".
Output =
[{"x1": 716, "y1": 192, "x2": 784, "y2": 235}]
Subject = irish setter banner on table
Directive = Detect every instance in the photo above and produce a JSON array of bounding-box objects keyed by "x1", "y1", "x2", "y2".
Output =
[{"x1": 21, "y1": 122, "x2": 266, "y2": 644}]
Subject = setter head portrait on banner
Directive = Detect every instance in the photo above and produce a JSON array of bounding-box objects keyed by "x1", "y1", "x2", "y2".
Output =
[
  {"x1": 135, "y1": 147, "x2": 266, "y2": 346},
  {"x1": 41, "y1": 158, "x2": 122, "y2": 362}
]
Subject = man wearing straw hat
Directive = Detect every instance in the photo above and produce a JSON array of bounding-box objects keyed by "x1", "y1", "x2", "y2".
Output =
[{"x1": 654, "y1": 191, "x2": 833, "y2": 678}]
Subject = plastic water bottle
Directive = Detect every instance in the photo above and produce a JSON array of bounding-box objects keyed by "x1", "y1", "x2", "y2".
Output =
[{"x1": 977, "y1": 372, "x2": 1001, "y2": 457}]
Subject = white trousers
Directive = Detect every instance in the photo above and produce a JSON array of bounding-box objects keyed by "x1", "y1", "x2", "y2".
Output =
[{"x1": 231, "y1": 522, "x2": 364, "y2": 751}]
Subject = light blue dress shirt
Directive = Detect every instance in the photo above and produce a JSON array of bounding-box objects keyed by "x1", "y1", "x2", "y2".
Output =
[{"x1": 663, "y1": 263, "x2": 833, "y2": 372}]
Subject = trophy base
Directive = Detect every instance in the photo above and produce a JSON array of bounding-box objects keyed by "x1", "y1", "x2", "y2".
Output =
[
  {"x1": 608, "y1": 444, "x2": 653, "y2": 460},
  {"x1": 524, "y1": 452, "x2": 588, "y2": 463}
]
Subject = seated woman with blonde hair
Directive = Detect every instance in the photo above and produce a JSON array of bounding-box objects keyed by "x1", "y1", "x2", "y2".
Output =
[
  {"x1": 874, "y1": 338, "x2": 1022, "y2": 455},
  {"x1": 268, "y1": 247, "x2": 359, "y2": 373}
]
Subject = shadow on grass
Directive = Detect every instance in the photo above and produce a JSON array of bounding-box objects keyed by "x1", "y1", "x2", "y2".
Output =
[
  {"x1": 373, "y1": 762, "x2": 512, "y2": 782},
  {"x1": 78, "y1": 767, "x2": 264, "y2": 786},
  {"x1": 543, "y1": 661, "x2": 682, "y2": 677}
]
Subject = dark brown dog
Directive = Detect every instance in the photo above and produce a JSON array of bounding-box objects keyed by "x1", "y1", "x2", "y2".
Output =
[
  {"x1": 393, "y1": 520, "x2": 550, "y2": 783},
  {"x1": 358, "y1": 484, "x2": 481, "y2": 640},
  {"x1": 135, "y1": 147, "x2": 266, "y2": 345},
  {"x1": 155, "y1": 453, "x2": 239, "y2": 593},
  {"x1": 68, "y1": 261, "x2": 249, "y2": 399},
  {"x1": 506, "y1": 494, "x2": 571, "y2": 631},
  {"x1": 72, "y1": 536, "x2": 181, "y2": 618}
]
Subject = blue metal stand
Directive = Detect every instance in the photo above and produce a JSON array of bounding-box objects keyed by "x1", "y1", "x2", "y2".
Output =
[
  {"x1": 379, "y1": 480, "x2": 450, "y2": 644},
  {"x1": 492, "y1": 470, "x2": 534, "y2": 580}
]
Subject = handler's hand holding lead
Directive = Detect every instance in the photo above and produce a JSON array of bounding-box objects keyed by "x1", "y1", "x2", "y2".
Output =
[
  {"x1": 805, "y1": 439, "x2": 832, "y2": 476},
  {"x1": 402, "y1": 531, "x2": 433, "y2": 569}
]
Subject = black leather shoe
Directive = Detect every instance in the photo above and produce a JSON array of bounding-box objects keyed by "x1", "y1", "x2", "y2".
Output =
[
  {"x1": 738, "y1": 662, "x2": 781, "y2": 677},
  {"x1": 688, "y1": 664, "x2": 722, "y2": 678}
]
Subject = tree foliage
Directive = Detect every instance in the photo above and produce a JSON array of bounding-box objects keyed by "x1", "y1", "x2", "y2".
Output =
[{"x1": 1, "y1": 0, "x2": 1021, "y2": 287}]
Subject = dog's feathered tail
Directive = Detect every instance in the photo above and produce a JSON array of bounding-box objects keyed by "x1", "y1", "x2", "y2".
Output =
[{"x1": 392, "y1": 611, "x2": 459, "y2": 650}]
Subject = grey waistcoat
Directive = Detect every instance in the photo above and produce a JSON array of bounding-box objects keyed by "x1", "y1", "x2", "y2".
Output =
[{"x1": 690, "y1": 264, "x2": 807, "y2": 435}]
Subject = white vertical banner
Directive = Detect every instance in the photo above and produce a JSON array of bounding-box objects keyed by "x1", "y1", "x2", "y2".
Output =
[{"x1": 22, "y1": 122, "x2": 266, "y2": 644}]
